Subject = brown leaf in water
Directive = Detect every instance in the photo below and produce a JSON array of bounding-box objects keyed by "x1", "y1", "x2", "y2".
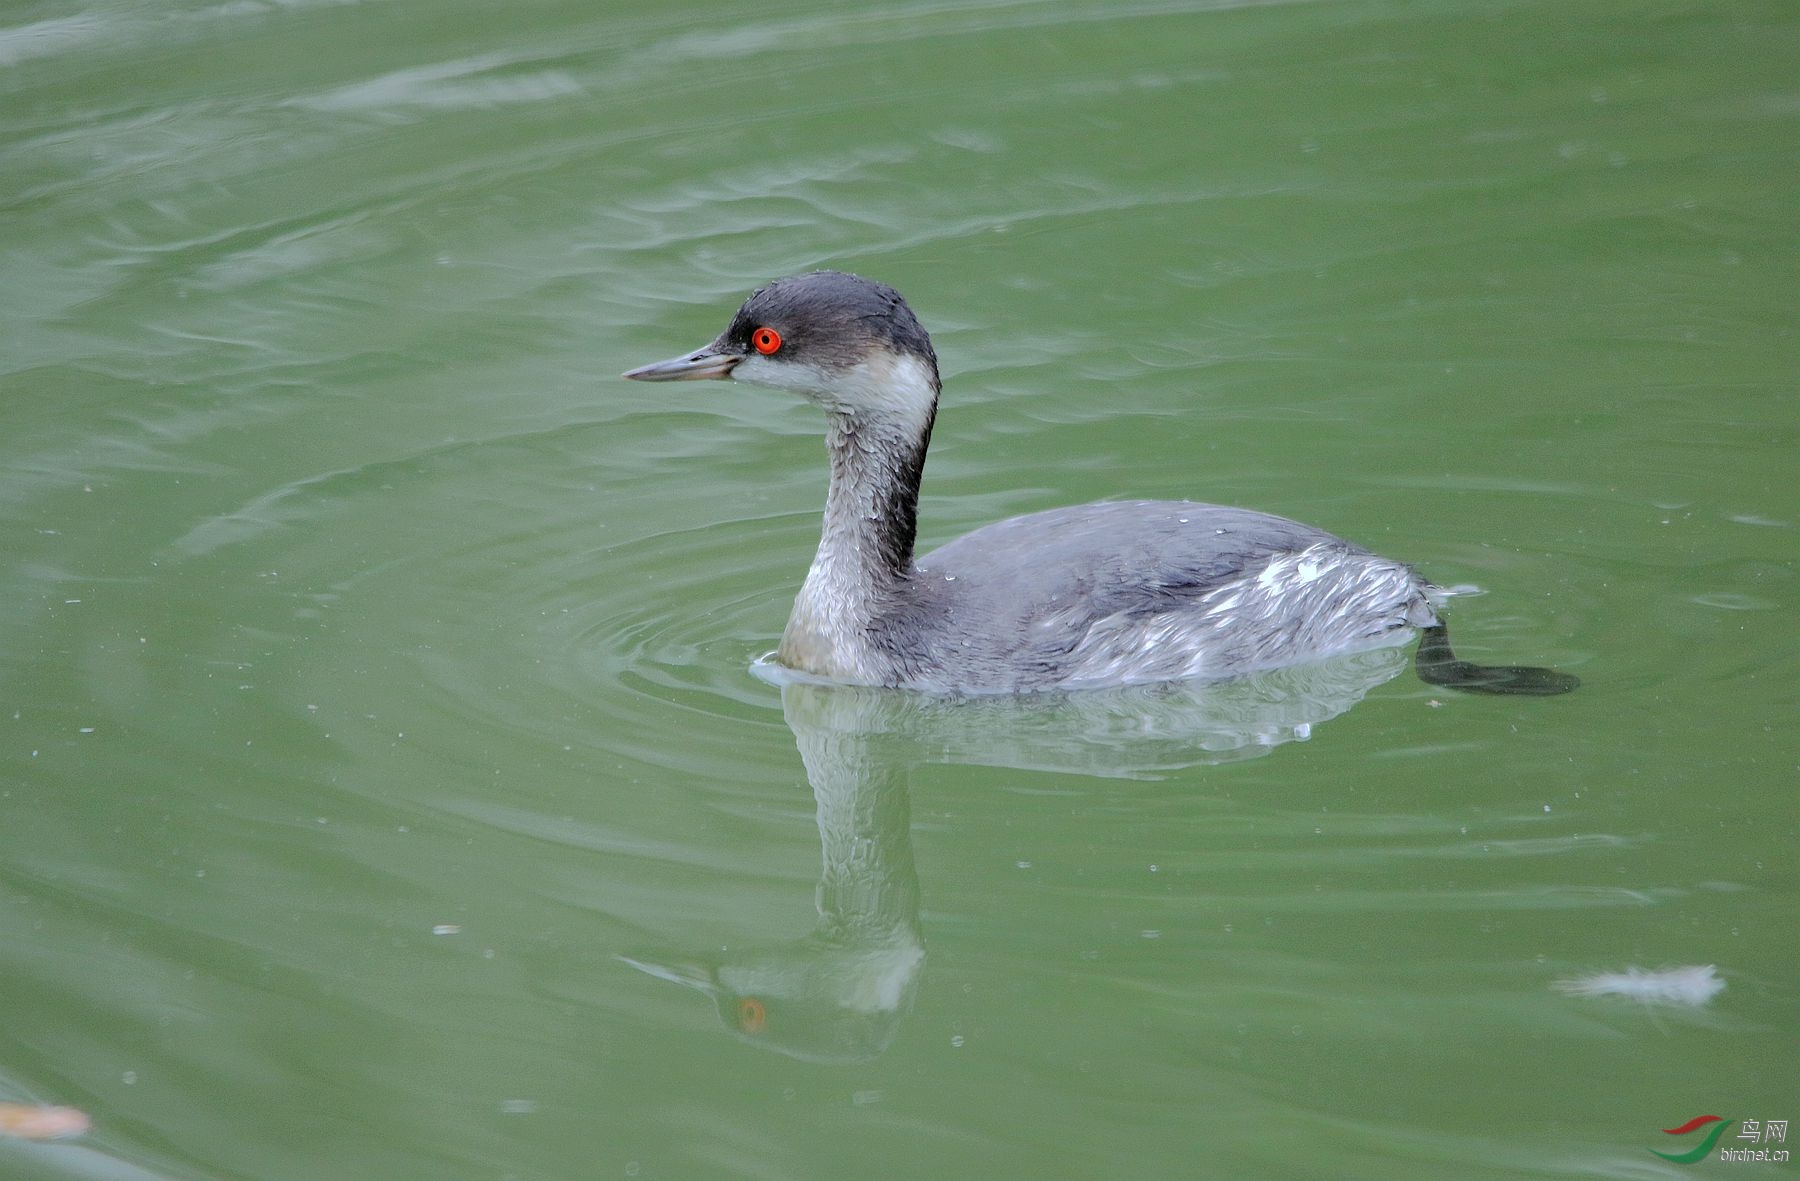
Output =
[{"x1": 0, "y1": 1103, "x2": 91, "y2": 1140}]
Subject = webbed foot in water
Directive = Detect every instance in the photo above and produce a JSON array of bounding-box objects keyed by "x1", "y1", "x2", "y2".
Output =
[{"x1": 1414, "y1": 624, "x2": 1580, "y2": 696}]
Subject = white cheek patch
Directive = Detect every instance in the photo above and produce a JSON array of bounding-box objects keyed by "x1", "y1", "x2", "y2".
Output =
[
  {"x1": 732, "y1": 349, "x2": 938, "y2": 435},
  {"x1": 836, "y1": 352, "x2": 937, "y2": 434},
  {"x1": 732, "y1": 353, "x2": 836, "y2": 395}
]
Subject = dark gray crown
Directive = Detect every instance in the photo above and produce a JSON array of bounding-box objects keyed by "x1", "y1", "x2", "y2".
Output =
[{"x1": 722, "y1": 271, "x2": 940, "y2": 385}]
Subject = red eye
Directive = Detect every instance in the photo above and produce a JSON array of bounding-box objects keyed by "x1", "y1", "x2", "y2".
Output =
[
  {"x1": 737, "y1": 997, "x2": 767, "y2": 1033},
  {"x1": 751, "y1": 327, "x2": 782, "y2": 355}
]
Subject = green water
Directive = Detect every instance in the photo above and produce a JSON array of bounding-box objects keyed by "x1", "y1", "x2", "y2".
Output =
[{"x1": 3, "y1": 1, "x2": 1795, "y2": 1178}]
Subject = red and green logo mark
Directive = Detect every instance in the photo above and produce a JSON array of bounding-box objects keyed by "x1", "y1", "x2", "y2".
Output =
[{"x1": 1654, "y1": 1115, "x2": 1734, "y2": 1163}]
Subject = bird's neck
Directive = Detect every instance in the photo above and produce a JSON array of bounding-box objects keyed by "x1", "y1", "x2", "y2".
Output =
[
  {"x1": 820, "y1": 408, "x2": 931, "y2": 577},
  {"x1": 779, "y1": 360, "x2": 938, "y2": 682}
]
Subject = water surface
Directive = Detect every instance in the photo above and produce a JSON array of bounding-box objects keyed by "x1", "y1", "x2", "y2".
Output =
[{"x1": 2, "y1": 1, "x2": 1795, "y2": 1178}]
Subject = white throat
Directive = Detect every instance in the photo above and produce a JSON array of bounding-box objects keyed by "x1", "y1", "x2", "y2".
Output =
[{"x1": 774, "y1": 353, "x2": 938, "y2": 684}]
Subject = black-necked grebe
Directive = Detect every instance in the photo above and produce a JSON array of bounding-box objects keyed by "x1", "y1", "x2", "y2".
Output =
[{"x1": 624, "y1": 271, "x2": 1577, "y2": 696}]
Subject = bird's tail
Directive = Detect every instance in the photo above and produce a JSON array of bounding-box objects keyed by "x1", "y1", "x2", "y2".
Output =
[{"x1": 1413, "y1": 623, "x2": 1579, "y2": 696}]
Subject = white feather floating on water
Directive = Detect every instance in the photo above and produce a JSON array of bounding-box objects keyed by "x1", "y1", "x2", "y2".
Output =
[{"x1": 1552, "y1": 964, "x2": 1725, "y2": 1007}]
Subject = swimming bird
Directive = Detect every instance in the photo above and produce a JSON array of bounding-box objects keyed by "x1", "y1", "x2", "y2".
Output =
[{"x1": 624, "y1": 271, "x2": 1577, "y2": 696}]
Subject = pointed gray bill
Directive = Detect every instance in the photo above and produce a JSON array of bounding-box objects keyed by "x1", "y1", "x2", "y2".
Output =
[{"x1": 621, "y1": 344, "x2": 741, "y2": 381}]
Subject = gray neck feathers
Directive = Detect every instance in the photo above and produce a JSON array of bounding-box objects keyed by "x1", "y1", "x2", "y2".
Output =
[
  {"x1": 819, "y1": 405, "x2": 934, "y2": 584},
  {"x1": 778, "y1": 351, "x2": 939, "y2": 682}
]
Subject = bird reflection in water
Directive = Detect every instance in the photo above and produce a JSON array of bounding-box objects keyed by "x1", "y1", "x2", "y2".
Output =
[{"x1": 622, "y1": 643, "x2": 1411, "y2": 1061}]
